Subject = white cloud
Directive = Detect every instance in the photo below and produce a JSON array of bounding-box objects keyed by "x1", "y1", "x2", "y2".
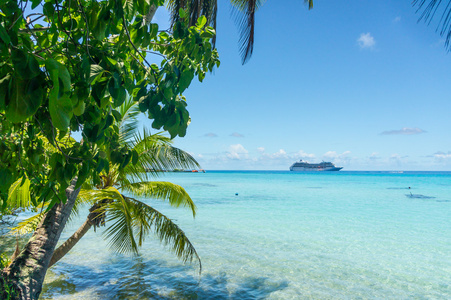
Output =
[
  {"x1": 230, "y1": 132, "x2": 244, "y2": 138},
  {"x1": 357, "y1": 33, "x2": 376, "y2": 49},
  {"x1": 380, "y1": 127, "x2": 426, "y2": 135},
  {"x1": 322, "y1": 151, "x2": 352, "y2": 165},
  {"x1": 433, "y1": 151, "x2": 451, "y2": 162},
  {"x1": 226, "y1": 144, "x2": 249, "y2": 160},
  {"x1": 257, "y1": 147, "x2": 265, "y2": 153},
  {"x1": 295, "y1": 150, "x2": 316, "y2": 160},
  {"x1": 272, "y1": 149, "x2": 287, "y2": 157},
  {"x1": 259, "y1": 149, "x2": 289, "y2": 160},
  {"x1": 393, "y1": 16, "x2": 401, "y2": 23},
  {"x1": 323, "y1": 150, "x2": 351, "y2": 159}
]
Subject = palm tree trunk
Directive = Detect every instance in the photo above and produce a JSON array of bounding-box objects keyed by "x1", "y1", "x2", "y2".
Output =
[
  {"x1": 1, "y1": 178, "x2": 80, "y2": 300},
  {"x1": 144, "y1": 5, "x2": 158, "y2": 25},
  {"x1": 49, "y1": 198, "x2": 111, "y2": 267},
  {"x1": 48, "y1": 215, "x2": 94, "y2": 267}
]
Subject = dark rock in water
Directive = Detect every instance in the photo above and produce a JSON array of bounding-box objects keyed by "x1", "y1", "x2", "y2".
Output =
[{"x1": 405, "y1": 194, "x2": 436, "y2": 199}]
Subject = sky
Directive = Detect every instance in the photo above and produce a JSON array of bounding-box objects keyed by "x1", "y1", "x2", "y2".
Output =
[{"x1": 147, "y1": 0, "x2": 451, "y2": 171}]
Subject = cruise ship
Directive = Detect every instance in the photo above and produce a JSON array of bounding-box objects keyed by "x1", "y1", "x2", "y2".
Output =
[{"x1": 289, "y1": 160, "x2": 343, "y2": 171}]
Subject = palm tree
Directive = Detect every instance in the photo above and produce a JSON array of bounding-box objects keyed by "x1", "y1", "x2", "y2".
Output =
[
  {"x1": 413, "y1": 0, "x2": 451, "y2": 50},
  {"x1": 162, "y1": 1, "x2": 313, "y2": 64},
  {"x1": 12, "y1": 98, "x2": 203, "y2": 271}
]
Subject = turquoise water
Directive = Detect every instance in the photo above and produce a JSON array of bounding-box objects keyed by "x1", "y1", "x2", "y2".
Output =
[{"x1": 40, "y1": 171, "x2": 451, "y2": 299}]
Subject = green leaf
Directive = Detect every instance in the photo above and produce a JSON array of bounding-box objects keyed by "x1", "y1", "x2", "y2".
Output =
[
  {"x1": 123, "y1": 0, "x2": 136, "y2": 21},
  {"x1": 150, "y1": 23, "x2": 158, "y2": 38},
  {"x1": 73, "y1": 99, "x2": 85, "y2": 116},
  {"x1": 6, "y1": 77, "x2": 44, "y2": 123},
  {"x1": 131, "y1": 149, "x2": 139, "y2": 165},
  {"x1": 92, "y1": 8, "x2": 108, "y2": 40},
  {"x1": 112, "y1": 109, "x2": 122, "y2": 122},
  {"x1": 107, "y1": 56, "x2": 118, "y2": 66},
  {"x1": 178, "y1": 69, "x2": 194, "y2": 93},
  {"x1": 196, "y1": 16, "x2": 207, "y2": 28},
  {"x1": 75, "y1": 162, "x2": 89, "y2": 190},
  {"x1": 96, "y1": 157, "x2": 106, "y2": 173},
  {"x1": 0, "y1": 169, "x2": 13, "y2": 195},
  {"x1": 45, "y1": 59, "x2": 73, "y2": 130},
  {"x1": 92, "y1": 80, "x2": 108, "y2": 107},
  {"x1": 0, "y1": 74, "x2": 10, "y2": 110},
  {"x1": 43, "y1": 2, "x2": 55, "y2": 19},
  {"x1": 31, "y1": 0, "x2": 41, "y2": 9},
  {"x1": 11, "y1": 49, "x2": 41, "y2": 79},
  {"x1": 109, "y1": 78, "x2": 127, "y2": 107},
  {"x1": 205, "y1": 26, "x2": 216, "y2": 37},
  {"x1": 179, "y1": 8, "x2": 187, "y2": 19},
  {"x1": 64, "y1": 164, "x2": 76, "y2": 183},
  {"x1": 163, "y1": 87, "x2": 173, "y2": 100},
  {"x1": 0, "y1": 24, "x2": 10, "y2": 45},
  {"x1": 56, "y1": 164, "x2": 67, "y2": 185},
  {"x1": 89, "y1": 65, "x2": 105, "y2": 84}
]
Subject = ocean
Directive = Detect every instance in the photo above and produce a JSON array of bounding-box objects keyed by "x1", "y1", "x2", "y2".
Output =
[{"x1": 37, "y1": 171, "x2": 450, "y2": 299}]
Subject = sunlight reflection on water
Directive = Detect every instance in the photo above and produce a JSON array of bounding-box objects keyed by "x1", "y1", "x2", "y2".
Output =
[{"x1": 32, "y1": 171, "x2": 451, "y2": 299}]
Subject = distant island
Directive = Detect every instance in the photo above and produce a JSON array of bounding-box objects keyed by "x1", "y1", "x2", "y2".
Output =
[{"x1": 145, "y1": 168, "x2": 206, "y2": 173}]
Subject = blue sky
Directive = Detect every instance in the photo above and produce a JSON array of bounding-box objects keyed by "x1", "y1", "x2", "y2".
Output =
[{"x1": 147, "y1": 0, "x2": 451, "y2": 171}]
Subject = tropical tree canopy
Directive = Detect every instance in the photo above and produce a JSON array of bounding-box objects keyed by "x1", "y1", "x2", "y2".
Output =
[
  {"x1": 0, "y1": 0, "x2": 219, "y2": 212},
  {"x1": 0, "y1": 0, "x2": 218, "y2": 298},
  {"x1": 11, "y1": 99, "x2": 203, "y2": 271}
]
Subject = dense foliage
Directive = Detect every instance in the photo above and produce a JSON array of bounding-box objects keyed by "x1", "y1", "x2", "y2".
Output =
[
  {"x1": 0, "y1": 0, "x2": 219, "y2": 212},
  {"x1": 11, "y1": 99, "x2": 203, "y2": 269}
]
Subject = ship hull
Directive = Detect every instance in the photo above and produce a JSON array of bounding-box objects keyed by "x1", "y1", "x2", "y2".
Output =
[{"x1": 290, "y1": 166, "x2": 343, "y2": 171}]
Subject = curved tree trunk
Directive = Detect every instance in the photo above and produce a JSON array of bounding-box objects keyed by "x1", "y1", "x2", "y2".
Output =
[
  {"x1": 48, "y1": 214, "x2": 94, "y2": 267},
  {"x1": 1, "y1": 178, "x2": 80, "y2": 300},
  {"x1": 49, "y1": 198, "x2": 110, "y2": 267}
]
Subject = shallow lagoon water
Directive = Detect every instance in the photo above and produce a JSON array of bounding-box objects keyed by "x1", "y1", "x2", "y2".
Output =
[{"x1": 39, "y1": 171, "x2": 451, "y2": 299}]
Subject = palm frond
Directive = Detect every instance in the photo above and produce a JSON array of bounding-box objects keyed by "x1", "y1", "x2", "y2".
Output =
[
  {"x1": 77, "y1": 187, "x2": 124, "y2": 204},
  {"x1": 211, "y1": 0, "x2": 218, "y2": 45},
  {"x1": 7, "y1": 177, "x2": 32, "y2": 210},
  {"x1": 102, "y1": 194, "x2": 138, "y2": 254},
  {"x1": 125, "y1": 129, "x2": 200, "y2": 180},
  {"x1": 118, "y1": 97, "x2": 140, "y2": 144},
  {"x1": 413, "y1": 0, "x2": 451, "y2": 50},
  {"x1": 166, "y1": 0, "x2": 218, "y2": 45},
  {"x1": 231, "y1": 0, "x2": 265, "y2": 64},
  {"x1": 64, "y1": 187, "x2": 123, "y2": 227},
  {"x1": 104, "y1": 195, "x2": 201, "y2": 270},
  {"x1": 122, "y1": 181, "x2": 197, "y2": 217},
  {"x1": 11, "y1": 212, "x2": 45, "y2": 235},
  {"x1": 67, "y1": 185, "x2": 107, "y2": 224}
]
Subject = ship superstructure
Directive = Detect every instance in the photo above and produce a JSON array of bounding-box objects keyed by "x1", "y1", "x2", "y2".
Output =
[{"x1": 289, "y1": 160, "x2": 343, "y2": 171}]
